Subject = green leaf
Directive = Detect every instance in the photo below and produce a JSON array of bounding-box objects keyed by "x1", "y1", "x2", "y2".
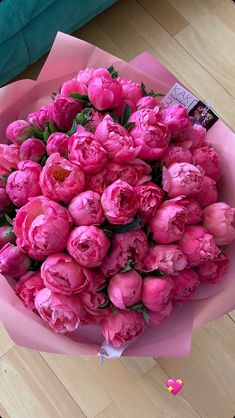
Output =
[
  {"x1": 141, "y1": 268, "x2": 165, "y2": 278},
  {"x1": 103, "y1": 228, "x2": 114, "y2": 239},
  {"x1": 131, "y1": 303, "x2": 149, "y2": 323},
  {"x1": 121, "y1": 259, "x2": 136, "y2": 273},
  {"x1": 75, "y1": 113, "x2": 86, "y2": 125},
  {"x1": 0, "y1": 174, "x2": 9, "y2": 187},
  {"x1": 131, "y1": 302, "x2": 144, "y2": 310},
  {"x1": 141, "y1": 81, "x2": 148, "y2": 96},
  {"x1": 30, "y1": 128, "x2": 44, "y2": 140},
  {"x1": 48, "y1": 121, "x2": 57, "y2": 133},
  {"x1": 67, "y1": 119, "x2": 78, "y2": 136},
  {"x1": 5, "y1": 214, "x2": 13, "y2": 226},
  {"x1": 43, "y1": 126, "x2": 50, "y2": 142},
  {"x1": 115, "y1": 218, "x2": 140, "y2": 234},
  {"x1": 121, "y1": 104, "x2": 132, "y2": 126},
  {"x1": 107, "y1": 65, "x2": 118, "y2": 79},
  {"x1": 109, "y1": 111, "x2": 119, "y2": 123},
  {"x1": 75, "y1": 108, "x2": 92, "y2": 126},
  {"x1": 142, "y1": 308, "x2": 149, "y2": 323},
  {"x1": 69, "y1": 93, "x2": 89, "y2": 101},
  {"x1": 96, "y1": 282, "x2": 108, "y2": 293},
  {"x1": 99, "y1": 298, "x2": 111, "y2": 309},
  {"x1": 40, "y1": 155, "x2": 47, "y2": 166},
  {"x1": 148, "y1": 90, "x2": 164, "y2": 98},
  {"x1": 124, "y1": 121, "x2": 135, "y2": 131}
]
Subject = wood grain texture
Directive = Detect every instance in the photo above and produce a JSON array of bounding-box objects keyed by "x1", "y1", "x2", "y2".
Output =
[
  {"x1": 0, "y1": 347, "x2": 85, "y2": 418},
  {"x1": 229, "y1": 310, "x2": 235, "y2": 321},
  {"x1": 0, "y1": 321, "x2": 15, "y2": 358},
  {"x1": 2, "y1": 1, "x2": 235, "y2": 417},
  {"x1": 137, "y1": 0, "x2": 189, "y2": 35},
  {"x1": 158, "y1": 315, "x2": 235, "y2": 418}
]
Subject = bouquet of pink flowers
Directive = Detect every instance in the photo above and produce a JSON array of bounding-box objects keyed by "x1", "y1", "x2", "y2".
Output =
[{"x1": 1, "y1": 33, "x2": 235, "y2": 357}]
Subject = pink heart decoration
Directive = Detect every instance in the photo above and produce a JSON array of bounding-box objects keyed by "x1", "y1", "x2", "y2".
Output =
[{"x1": 165, "y1": 378, "x2": 184, "y2": 395}]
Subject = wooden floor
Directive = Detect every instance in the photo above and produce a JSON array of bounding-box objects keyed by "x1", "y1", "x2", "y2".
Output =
[{"x1": 1, "y1": 1, "x2": 235, "y2": 417}]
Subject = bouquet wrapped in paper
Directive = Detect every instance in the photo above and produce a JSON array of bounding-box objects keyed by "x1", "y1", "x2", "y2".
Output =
[{"x1": 0, "y1": 32, "x2": 235, "y2": 358}]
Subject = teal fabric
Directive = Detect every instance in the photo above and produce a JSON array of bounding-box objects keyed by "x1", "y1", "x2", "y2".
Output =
[{"x1": 0, "y1": 0, "x2": 117, "y2": 86}]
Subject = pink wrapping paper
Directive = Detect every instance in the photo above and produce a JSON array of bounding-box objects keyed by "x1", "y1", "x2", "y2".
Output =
[{"x1": 0, "y1": 33, "x2": 234, "y2": 357}]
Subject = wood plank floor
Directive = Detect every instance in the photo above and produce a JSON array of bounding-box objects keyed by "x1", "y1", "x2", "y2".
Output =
[{"x1": 1, "y1": 1, "x2": 235, "y2": 417}]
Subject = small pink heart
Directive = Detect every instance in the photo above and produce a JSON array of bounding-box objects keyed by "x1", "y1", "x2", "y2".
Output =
[{"x1": 166, "y1": 378, "x2": 184, "y2": 395}]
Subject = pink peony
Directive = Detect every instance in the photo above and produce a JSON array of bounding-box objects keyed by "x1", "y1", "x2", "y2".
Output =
[
  {"x1": 101, "y1": 229, "x2": 148, "y2": 277},
  {"x1": 27, "y1": 105, "x2": 52, "y2": 131},
  {"x1": 0, "y1": 243, "x2": 31, "y2": 278},
  {"x1": 51, "y1": 94, "x2": 82, "y2": 131},
  {"x1": 0, "y1": 226, "x2": 15, "y2": 249},
  {"x1": 144, "y1": 244, "x2": 187, "y2": 274},
  {"x1": 172, "y1": 269, "x2": 200, "y2": 302},
  {"x1": 179, "y1": 225, "x2": 219, "y2": 267},
  {"x1": 162, "y1": 104, "x2": 192, "y2": 141},
  {"x1": 0, "y1": 187, "x2": 11, "y2": 209},
  {"x1": 41, "y1": 252, "x2": 93, "y2": 295},
  {"x1": 101, "y1": 180, "x2": 138, "y2": 225},
  {"x1": 148, "y1": 300, "x2": 173, "y2": 327},
  {"x1": 77, "y1": 67, "x2": 111, "y2": 85},
  {"x1": 81, "y1": 290, "x2": 111, "y2": 325},
  {"x1": 88, "y1": 76, "x2": 123, "y2": 111},
  {"x1": 169, "y1": 196, "x2": 203, "y2": 225},
  {"x1": 203, "y1": 202, "x2": 235, "y2": 246},
  {"x1": 6, "y1": 160, "x2": 42, "y2": 206},
  {"x1": 135, "y1": 182, "x2": 164, "y2": 223},
  {"x1": 40, "y1": 153, "x2": 85, "y2": 204},
  {"x1": 141, "y1": 276, "x2": 175, "y2": 312},
  {"x1": 60, "y1": 78, "x2": 87, "y2": 96},
  {"x1": 68, "y1": 191, "x2": 104, "y2": 226},
  {"x1": 118, "y1": 78, "x2": 143, "y2": 104},
  {"x1": 46, "y1": 132, "x2": 69, "y2": 157},
  {"x1": 102, "y1": 310, "x2": 145, "y2": 348},
  {"x1": 15, "y1": 271, "x2": 44, "y2": 309},
  {"x1": 107, "y1": 159, "x2": 151, "y2": 189},
  {"x1": 85, "y1": 109, "x2": 104, "y2": 131},
  {"x1": 192, "y1": 146, "x2": 221, "y2": 182},
  {"x1": 129, "y1": 107, "x2": 170, "y2": 160},
  {"x1": 0, "y1": 144, "x2": 19, "y2": 176},
  {"x1": 80, "y1": 269, "x2": 111, "y2": 325},
  {"x1": 67, "y1": 225, "x2": 110, "y2": 267},
  {"x1": 108, "y1": 270, "x2": 142, "y2": 309},
  {"x1": 6, "y1": 120, "x2": 31, "y2": 145},
  {"x1": 95, "y1": 115, "x2": 139, "y2": 163},
  {"x1": 162, "y1": 162, "x2": 203, "y2": 198},
  {"x1": 148, "y1": 202, "x2": 187, "y2": 244},
  {"x1": 181, "y1": 124, "x2": 206, "y2": 149},
  {"x1": 69, "y1": 127, "x2": 107, "y2": 174},
  {"x1": 76, "y1": 68, "x2": 95, "y2": 85},
  {"x1": 20, "y1": 138, "x2": 45, "y2": 162},
  {"x1": 115, "y1": 98, "x2": 136, "y2": 120},
  {"x1": 163, "y1": 145, "x2": 192, "y2": 167},
  {"x1": 35, "y1": 288, "x2": 82, "y2": 333},
  {"x1": 85, "y1": 158, "x2": 152, "y2": 195},
  {"x1": 196, "y1": 252, "x2": 229, "y2": 284},
  {"x1": 195, "y1": 175, "x2": 218, "y2": 208},
  {"x1": 14, "y1": 196, "x2": 72, "y2": 260},
  {"x1": 136, "y1": 95, "x2": 161, "y2": 110}
]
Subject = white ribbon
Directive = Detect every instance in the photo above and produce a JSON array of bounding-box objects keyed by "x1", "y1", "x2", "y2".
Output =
[{"x1": 97, "y1": 342, "x2": 129, "y2": 365}]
